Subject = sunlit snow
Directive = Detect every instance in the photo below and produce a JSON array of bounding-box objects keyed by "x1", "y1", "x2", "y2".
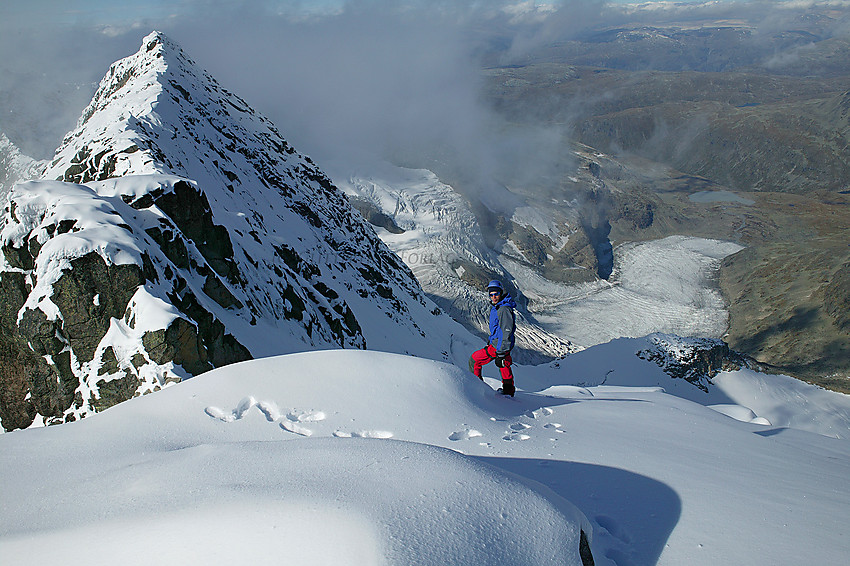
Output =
[{"x1": 2, "y1": 345, "x2": 849, "y2": 565}]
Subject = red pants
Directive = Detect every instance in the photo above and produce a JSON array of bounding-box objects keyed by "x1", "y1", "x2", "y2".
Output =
[{"x1": 469, "y1": 345, "x2": 514, "y2": 381}]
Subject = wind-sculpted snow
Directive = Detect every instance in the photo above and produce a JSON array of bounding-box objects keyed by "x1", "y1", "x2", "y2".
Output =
[{"x1": 2, "y1": 348, "x2": 849, "y2": 565}]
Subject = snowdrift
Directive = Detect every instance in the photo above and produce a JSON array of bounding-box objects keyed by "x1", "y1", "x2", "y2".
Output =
[
  {"x1": 3, "y1": 346, "x2": 850, "y2": 565},
  {"x1": 0, "y1": 350, "x2": 593, "y2": 566}
]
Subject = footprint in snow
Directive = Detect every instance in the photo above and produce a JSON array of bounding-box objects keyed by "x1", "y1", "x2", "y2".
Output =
[
  {"x1": 257, "y1": 400, "x2": 282, "y2": 422},
  {"x1": 279, "y1": 409, "x2": 326, "y2": 437},
  {"x1": 333, "y1": 430, "x2": 394, "y2": 439},
  {"x1": 280, "y1": 420, "x2": 313, "y2": 437},
  {"x1": 527, "y1": 407, "x2": 554, "y2": 419},
  {"x1": 205, "y1": 398, "x2": 325, "y2": 438},
  {"x1": 205, "y1": 396, "x2": 259, "y2": 422},
  {"x1": 510, "y1": 422, "x2": 531, "y2": 431},
  {"x1": 287, "y1": 410, "x2": 327, "y2": 423},
  {"x1": 449, "y1": 429, "x2": 484, "y2": 441},
  {"x1": 502, "y1": 433, "x2": 531, "y2": 441}
]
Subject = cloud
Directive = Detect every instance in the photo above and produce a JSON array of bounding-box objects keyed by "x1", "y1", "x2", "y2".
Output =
[
  {"x1": 2, "y1": 0, "x2": 848, "y2": 185},
  {"x1": 169, "y1": 2, "x2": 486, "y2": 165},
  {"x1": 0, "y1": 15, "x2": 140, "y2": 158},
  {"x1": 0, "y1": 0, "x2": 575, "y2": 202},
  {"x1": 160, "y1": 1, "x2": 579, "y2": 198}
]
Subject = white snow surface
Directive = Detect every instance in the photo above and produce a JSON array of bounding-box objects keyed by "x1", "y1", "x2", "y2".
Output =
[
  {"x1": 0, "y1": 132, "x2": 46, "y2": 196},
  {"x1": 2, "y1": 344, "x2": 849, "y2": 565},
  {"x1": 3, "y1": 30, "x2": 848, "y2": 566}
]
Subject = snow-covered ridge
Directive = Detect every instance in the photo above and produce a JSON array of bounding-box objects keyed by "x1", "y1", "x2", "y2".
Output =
[{"x1": 0, "y1": 31, "x2": 477, "y2": 431}]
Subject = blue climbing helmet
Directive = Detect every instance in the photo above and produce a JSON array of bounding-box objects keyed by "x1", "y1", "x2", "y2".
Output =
[{"x1": 487, "y1": 280, "x2": 504, "y2": 295}]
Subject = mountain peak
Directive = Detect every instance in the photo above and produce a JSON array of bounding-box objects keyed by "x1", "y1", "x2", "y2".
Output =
[
  {"x1": 1, "y1": 31, "x2": 472, "y2": 430},
  {"x1": 141, "y1": 30, "x2": 174, "y2": 52}
]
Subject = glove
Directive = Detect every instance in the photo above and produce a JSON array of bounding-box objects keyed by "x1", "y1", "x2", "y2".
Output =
[{"x1": 495, "y1": 354, "x2": 506, "y2": 368}]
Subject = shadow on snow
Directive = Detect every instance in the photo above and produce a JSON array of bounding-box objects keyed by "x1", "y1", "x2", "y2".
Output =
[{"x1": 479, "y1": 456, "x2": 682, "y2": 566}]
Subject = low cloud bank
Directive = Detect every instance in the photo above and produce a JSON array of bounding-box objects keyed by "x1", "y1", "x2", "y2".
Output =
[{"x1": 1, "y1": 1, "x2": 847, "y2": 182}]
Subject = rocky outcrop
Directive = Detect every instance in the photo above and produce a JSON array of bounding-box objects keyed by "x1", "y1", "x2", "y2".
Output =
[
  {"x1": 0, "y1": 178, "x2": 252, "y2": 429},
  {"x1": 636, "y1": 334, "x2": 746, "y2": 392}
]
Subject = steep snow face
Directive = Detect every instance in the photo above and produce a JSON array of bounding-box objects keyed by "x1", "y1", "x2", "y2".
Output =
[
  {"x1": 0, "y1": 132, "x2": 45, "y2": 196},
  {"x1": 330, "y1": 162, "x2": 575, "y2": 364},
  {"x1": 0, "y1": 31, "x2": 477, "y2": 431}
]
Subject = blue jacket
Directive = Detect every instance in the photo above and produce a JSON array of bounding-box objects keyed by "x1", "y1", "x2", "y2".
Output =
[{"x1": 489, "y1": 295, "x2": 517, "y2": 355}]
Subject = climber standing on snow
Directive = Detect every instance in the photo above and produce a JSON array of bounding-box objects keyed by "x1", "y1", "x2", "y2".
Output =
[{"x1": 469, "y1": 280, "x2": 517, "y2": 396}]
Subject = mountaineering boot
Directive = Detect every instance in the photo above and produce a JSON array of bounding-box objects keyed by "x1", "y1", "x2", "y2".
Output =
[{"x1": 499, "y1": 379, "x2": 515, "y2": 397}]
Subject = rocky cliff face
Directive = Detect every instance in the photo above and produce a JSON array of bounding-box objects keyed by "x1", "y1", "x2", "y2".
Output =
[
  {"x1": 636, "y1": 334, "x2": 747, "y2": 392},
  {"x1": 0, "y1": 32, "x2": 468, "y2": 431}
]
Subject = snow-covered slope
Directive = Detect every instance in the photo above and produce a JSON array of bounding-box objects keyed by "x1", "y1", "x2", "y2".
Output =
[
  {"x1": 0, "y1": 32, "x2": 477, "y2": 431},
  {"x1": 39, "y1": 30, "x2": 464, "y2": 357},
  {"x1": 2, "y1": 345, "x2": 848, "y2": 565},
  {"x1": 0, "y1": 131, "x2": 45, "y2": 196}
]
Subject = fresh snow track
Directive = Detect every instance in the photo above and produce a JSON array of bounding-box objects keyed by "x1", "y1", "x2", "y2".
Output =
[{"x1": 2, "y1": 348, "x2": 849, "y2": 565}]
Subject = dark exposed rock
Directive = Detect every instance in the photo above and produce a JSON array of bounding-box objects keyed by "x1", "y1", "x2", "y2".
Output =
[
  {"x1": 0, "y1": 336, "x2": 41, "y2": 430},
  {"x1": 349, "y1": 197, "x2": 405, "y2": 234},
  {"x1": 92, "y1": 346, "x2": 143, "y2": 412},
  {"x1": 146, "y1": 225, "x2": 190, "y2": 269},
  {"x1": 163, "y1": 286, "x2": 251, "y2": 369},
  {"x1": 0, "y1": 271, "x2": 43, "y2": 430},
  {"x1": 143, "y1": 317, "x2": 212, "y2": 376},
  {"x1": 0, "y1": 184, "x2": 256, "y2": 430},
  {"x1": 154, "y1": 181, "x2": 239, "y2": 283},
  {"x1": 580, "y1": 530, "x2": 595, "y2": 566},
  {"x1": 0, "y1": 251, "x2": 147, "y2": 428},
  {"x1": 50, "y1": 252, "x2": 145, "y2": 363},
  {"x1": 2, "y1": 243, "x2": 34, "y2": 271},
  {"x1": 636, "y1": 334, "x2": 746, "y2": 392}
]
